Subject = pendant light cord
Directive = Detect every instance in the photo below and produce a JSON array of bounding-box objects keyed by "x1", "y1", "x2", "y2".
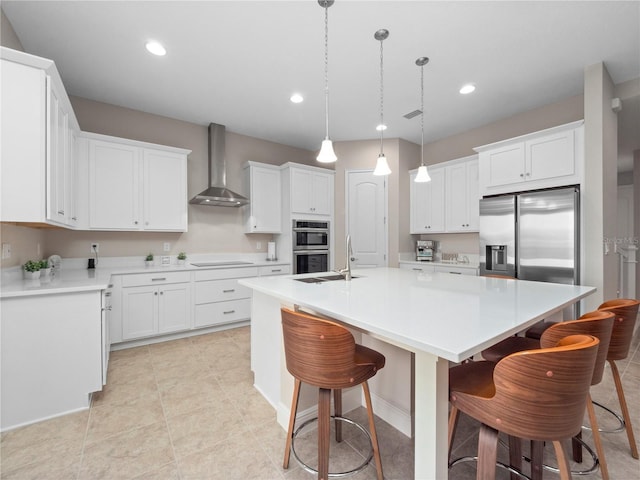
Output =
[
  {"x1": 324, "y1": 3, "x2": 330, "y2": 140},
  {"x1": 379, "y1": 35, "x2": 384, "y2": 155},
  {"x1": 420, "y1": 62, "x2": 424, "y2": 167}
]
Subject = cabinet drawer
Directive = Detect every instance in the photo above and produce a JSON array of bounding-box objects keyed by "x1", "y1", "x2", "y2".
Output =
[
  {"x1": 194, "y1": 299, "x2": 251, "y2": 328},
  {"x1": 434, "y1": 266, "x2": 478, "y2": 276},
  {"x1": 399, "y1": 263, "x2": 434, "y2": 273},
  {"x1": 193, "y1": 267, "x2": 259, "y2": 281},
  {"x1": 121, "y1": 271, "x2": 191, "y2": 287},
  {"x1": 195, "y1": 279, "x2": 252, "y2": 304},
  {"x1": 258, "y1": 265, "x2": 291, "y2": 276}
]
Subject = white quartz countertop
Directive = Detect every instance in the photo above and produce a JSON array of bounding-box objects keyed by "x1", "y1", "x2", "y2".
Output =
[
  {"x1": 239, "y1": 267, "x2": 596, "y2": 362},
  {"x1": 399, "y1": 260, "x2": 479, "y2": 269},
  {"x1": 1, "y1": 259, "x2": 289, "y2": 298}
]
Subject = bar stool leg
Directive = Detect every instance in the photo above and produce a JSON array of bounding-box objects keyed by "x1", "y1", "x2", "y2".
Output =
[
  {"x1": 362, "y1": 381, "x2": 384, "y2": 480},
  {"x1": 610, "y1": 359, "x2": 639, "y2": 459},
  {"x1": 585, "y1": 393, "x2": 609, "y2": 480},
  {"x1": 551, "y1": 440, "x2": 572, "y2": 480},
  {"x1": 334, "y1": 389, "x2": 343, "y2": 442},
  {"x1": 530, "y1": 440, "x2": 544, "y2": 480},
  {"x1": 283, "y1": 379, "x2": 302, "y2": 469},
  {"x1": 507, "y1": 435, "x2": 521, "y2": 480},
  {"x1": 448, "y1": 406, "x2": 460, "y2": 461},
  {"x1": 477, "y1": 424, "x2": 499, "y2": 480},
  {"x1": 318, "y1": 387, "x2": 332, "y2": 480}
]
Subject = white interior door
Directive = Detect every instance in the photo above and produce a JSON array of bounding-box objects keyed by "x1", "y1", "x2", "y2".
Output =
[
  {"x1": 346, "y1": 170, "x2": 387, "y2": 268},
  {"x1": 617, "y1": 185, "x2": 636, "y2": 298}
]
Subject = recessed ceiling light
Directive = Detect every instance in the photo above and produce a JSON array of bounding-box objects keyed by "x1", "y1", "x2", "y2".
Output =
[
  {"x1": 145, "y1": 41, "x2": 166, "y2": 56},
  {"x1": 290, "y1": 93, "x2": 304, "y2": 104},
  {"x1": 459, "y1": 83, "x2": 476, "y2": 95},
  {"x1": 376, "y1": 124, "x2": 387, "y2": 131}
]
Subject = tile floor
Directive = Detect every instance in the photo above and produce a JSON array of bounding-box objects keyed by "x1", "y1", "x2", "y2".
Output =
[{"x1": 1, "y1": 324, "x2": 639, "y2": 479}]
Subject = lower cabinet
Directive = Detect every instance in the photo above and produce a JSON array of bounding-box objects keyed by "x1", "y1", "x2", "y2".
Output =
[
  {"x1": 433, "y1": 265, "x2": 478, "y2": 276},
  {"x1": 121, "y1": 272, "x2": 192, "y2": 341},
  {"x1": 194, "y1": 267, "x2": 258, "y2": 328}
]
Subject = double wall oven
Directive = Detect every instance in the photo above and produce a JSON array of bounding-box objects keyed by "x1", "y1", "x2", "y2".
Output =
[{"x1": 292, "y1": 220, "x2": 330, "y2": 274}]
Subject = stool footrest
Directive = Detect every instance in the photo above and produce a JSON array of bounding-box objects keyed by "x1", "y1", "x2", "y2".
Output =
[{"x1": 291, "y1": 415, "x2": 374, "y2": 478}]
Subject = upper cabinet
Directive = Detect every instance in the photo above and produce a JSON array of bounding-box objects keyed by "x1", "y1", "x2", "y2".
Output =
[
  {"x1": 410, "y1": 166, "x2": 445, "y2": 234},
  {"x1": 243, "y1": 162, "x2": 281, "y2": 233},
  {"x1": 282, "y1": 163, "x2": 334, "y2": 218},
  {"x1": 79, "y1": 132, "x2": 190, "y2": 232},
  {"x1": 475, "y1": 121, "x2": 584, "y2": 197},
  {"x1": 445, "y1": 156, "x2": 479, "y2": 233},
  {"x1": 1, "y1": 47, "x2": 80, "y2": 227}
]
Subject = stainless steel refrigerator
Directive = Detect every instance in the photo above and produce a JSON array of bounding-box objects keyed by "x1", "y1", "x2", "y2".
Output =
[{"x1": 479, "y1": 186, "x2": 579, "y2": 287}]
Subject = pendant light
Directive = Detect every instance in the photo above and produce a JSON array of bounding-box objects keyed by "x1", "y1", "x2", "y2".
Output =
[
  {"x1": 317, "y1": 0, "x2": 337, "y2": 163},
  {"x1": 373, "y1": 29, "x2": 391, "y2": 176},
  {"x1": 414, "y1": 56, "x2": 431, "y2": 183}
]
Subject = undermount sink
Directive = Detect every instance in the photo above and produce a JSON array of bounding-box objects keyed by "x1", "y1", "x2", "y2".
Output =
[{"x1": 295, "y1": 274, "x2": 359, "y2": 283}]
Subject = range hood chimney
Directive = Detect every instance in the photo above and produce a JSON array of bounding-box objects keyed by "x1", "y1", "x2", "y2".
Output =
[{"x1": 189, "y1": 123, "x2": 249, "y2": 207}]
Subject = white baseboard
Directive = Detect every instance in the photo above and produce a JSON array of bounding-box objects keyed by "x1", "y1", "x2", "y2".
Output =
[{"x1": 368, "y1": 390, "x2": 412, "y2": 438}]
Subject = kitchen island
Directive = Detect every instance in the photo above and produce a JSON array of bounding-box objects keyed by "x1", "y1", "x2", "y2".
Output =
[{"x1": 239, "y1": 267, "x2": 596, "y2": 479}]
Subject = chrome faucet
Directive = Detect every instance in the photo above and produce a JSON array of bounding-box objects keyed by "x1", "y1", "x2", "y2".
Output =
[{"x1": 335, "y1": 234, "x2": 353, "y2": 281}]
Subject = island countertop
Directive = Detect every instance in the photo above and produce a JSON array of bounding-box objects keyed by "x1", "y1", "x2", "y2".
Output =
[{"x1": 239, "y1": 267, "x2": 596, "y2": 363}]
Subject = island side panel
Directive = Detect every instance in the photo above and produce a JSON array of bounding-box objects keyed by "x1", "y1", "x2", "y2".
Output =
[
  {"x1": 414, "y1": 350, "x2": 450, "y2": 480},
  {"x1": 1, "y1": 290, "x2": 102, "y2": 431}
]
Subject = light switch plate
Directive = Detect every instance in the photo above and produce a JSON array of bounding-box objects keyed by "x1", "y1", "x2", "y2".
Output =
[{"x1": 161, "y1": 256, "x2": 171, "y2": 266}]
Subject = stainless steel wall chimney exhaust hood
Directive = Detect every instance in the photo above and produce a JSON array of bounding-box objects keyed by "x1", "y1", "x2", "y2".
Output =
[{"x1": 189, "y1": 123, "x2": 249, "y2": 207}]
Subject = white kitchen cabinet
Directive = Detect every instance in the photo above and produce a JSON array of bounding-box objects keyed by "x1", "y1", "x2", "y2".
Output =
[
  {"x1": 1, "y1": 290, "x2": 102, "y2": 430},
  {"x1": 434, "y1": 265, "x2": 478, "y2": 276},
  {"x1": 193, "y1": 267, "x2": 257, "y2": 328},
  {"x1": 84, "y1": 132, "x2": 190, "y2": 231},
  {"x1": 258, "y1": 264, "x2": 291, "y2": 276},
  {"x1": 243, "y1": 162, "x2": 281, "y2": 233},
  {"x1": 399, "y1": 262, "x2": 435, "y2": 273},
  {"x1": 445, "y1": 156, "x2": 479, "y2": 232},
  {"x1": 283, "y1": 164, "x2": 334, "y2": 216},
  {"x1": 409, "y1": 166, "x2": 445, "y2": 234},
  {"x1": 0, "y1": 47, "x2": 80, "y2": 227},
  {"x1": 121, "y1": 272, "x2": 192, "y2": 341},
  {"x1": 476, "y1": 121, "x2": 584, "y2": 196}
]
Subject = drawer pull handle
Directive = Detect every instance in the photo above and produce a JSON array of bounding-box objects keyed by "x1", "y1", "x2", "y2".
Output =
[
  {"x1": 152, "y1": 278, "x2": 167, "y2": 281},
  {"x1": 272, "y1": 269, "x2": 282, "y2": 273},
  {"x1": 412, "y1": 268, "x2": 422, "y2": 271},
  {"x1": 449, "y1": 271, "x2": 462, "y2": 275},
  {"x1": 223, "y1": 310, "x2": 235, "y2": 314},
  {"x1": 223, "y1": 289, "x2": 235, "y2": 293}
]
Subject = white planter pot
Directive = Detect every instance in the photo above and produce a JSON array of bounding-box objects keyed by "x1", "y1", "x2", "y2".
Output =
[{"x1": 23, "y1": 270, "x2": 41, "y2": 279}]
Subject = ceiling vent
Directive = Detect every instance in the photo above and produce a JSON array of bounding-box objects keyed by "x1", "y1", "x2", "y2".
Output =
[{"x1": 403, "y1": 109, "x2": 423, "y2": 120}]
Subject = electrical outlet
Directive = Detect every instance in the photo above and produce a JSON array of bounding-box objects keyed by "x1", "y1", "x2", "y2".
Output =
[
  {"x1": 163, "y1": 242, "x2": 171, "y2": 252},
  {"x1": 1, "y1": 243, "x2": 11, "y2": 259},
  {"x1": 256, "y1": 241, "x2": 262, "y2": 250},
  {"x1": 91, "y1": 243, "x2": 99, "y2": 253}
]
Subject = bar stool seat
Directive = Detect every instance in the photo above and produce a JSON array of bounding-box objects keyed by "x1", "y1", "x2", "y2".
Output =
[
  {"x1": 448, "y1": 334, "x2": 600, "y2": 480},
  {"x1": 281, "y1": 308, "x2": 385, "y2": 480}
]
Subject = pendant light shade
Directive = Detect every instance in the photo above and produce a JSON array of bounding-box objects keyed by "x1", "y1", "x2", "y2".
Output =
[
  {"x1": 374, "y1": 154, "x2": 392, "y2": 176},
  {"x1": 317, "y1": 0, "x2": 337, "y2": 164},
  {"x1": 317, "y1": 139, "x2": 337, "y2": 163},
  {"x1": 414, "y1": 56, "x2": 431, "y2": 183},
  {"x1": 373, "y1": 28, "x2": 391, "y2": 176}
]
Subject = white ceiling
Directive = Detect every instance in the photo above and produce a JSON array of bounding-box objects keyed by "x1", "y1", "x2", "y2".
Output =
[{"x1": 3, "y1": 1, "x2": 639, "y2": 171}]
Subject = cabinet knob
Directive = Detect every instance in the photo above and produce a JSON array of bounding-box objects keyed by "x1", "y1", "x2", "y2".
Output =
[
  {"x1": 57, "y1": 210, "x2": 65, "y2": 215},
  {"x1": 525, "y1": 172, "x2": 531, "y2": 177},
  {"x1": 160, "y1": 291, "x2": 164, "y2": 295},
  {"x1": 520, "y1": 173, "x2": 524, "y2": 178},
  {"x1": 134, "y1": 221, "x2": 139, "y2": 225},
  {"x1": 154, "y1": 291, "x2": 158, "y2": 295},
  {"x1": 71, "y1": 217, "x2": 77, "y2": 221},
  {"x1": 145, "y1": 222, "x2": 149, "y2": 226}
]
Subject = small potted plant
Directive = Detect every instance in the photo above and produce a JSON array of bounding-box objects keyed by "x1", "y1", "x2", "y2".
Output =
[
  {"x1": 145, "y1": 253, "x2": 154, "y2": 267},
  {"x1": 177, "y1": 252, "x2": 187, "y2": 265},
  {"x1": 38, "y1": 259, "x2": 52, "y2": 277},
  {"x1": 23, "y1": 260, "x2": 41, "y2": 279}
]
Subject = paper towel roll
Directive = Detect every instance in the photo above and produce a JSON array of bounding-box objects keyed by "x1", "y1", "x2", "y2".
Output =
[{"x1": 267, "y1": 242, "x2": 276, "y2": 261}]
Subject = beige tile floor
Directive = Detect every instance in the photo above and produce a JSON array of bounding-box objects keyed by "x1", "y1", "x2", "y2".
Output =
[{"x1": 1, "y1": 324, "x2": 638, "y2": 479}]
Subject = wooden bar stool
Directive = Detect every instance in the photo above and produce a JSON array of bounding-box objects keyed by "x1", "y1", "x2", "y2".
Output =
[
  {"x1": 281, "y1": 308, "x2": 385, "y2": 480},
  {"x1": 596, "y1": 298, "x2": 639, "y2": 459},
  {"x1": 479, "y1": 310, "x2": 615, "y2": 480},
  {"x1": 448, "y1": 334, "x2": 600, "y2": 480}
]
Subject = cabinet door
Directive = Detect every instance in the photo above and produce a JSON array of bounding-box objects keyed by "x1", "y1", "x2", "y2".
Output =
[
  {"x1": 122, "y1": 286, "x2": 157, "y2": 340},
  {"x1": 411, "y1": 167, "x2": 445, "y2": 233},
  {"x1": 46, "y1": 81, "x2": 69, "y2": 226},
  {"x1": 143, "y1": 149, "x2": 187, "y2": 231},
  {"x1": 526, "y1": 129, "x2": 575, "y2": 182},
  {"x1": 428, "y1": 168, "x2": 446, "y2": 232},
  {"x1": 410, "y1": 171, "x2": 429, "y2": 233},
  {"x1": 310, "y1": 172, "x2": 332, "y2": 215},
  {"x1": 89, "y1": 140, "x2": 140, "y2": 229},
  {"x1": 247, "y1": 165, "x2": 281, "y2": 232},
  {"x1": 445, "y1": 160, "x2": 479, "y2": 233},
  {"x1": 481, "y1": 143, "x2": 525, "y2": 188},
  {"x1": 158, "y1": 283, "x2": 191, "y2": 334},
  {"x1": 291, "y1": 168, "x2": 312, "y2": 214}
]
